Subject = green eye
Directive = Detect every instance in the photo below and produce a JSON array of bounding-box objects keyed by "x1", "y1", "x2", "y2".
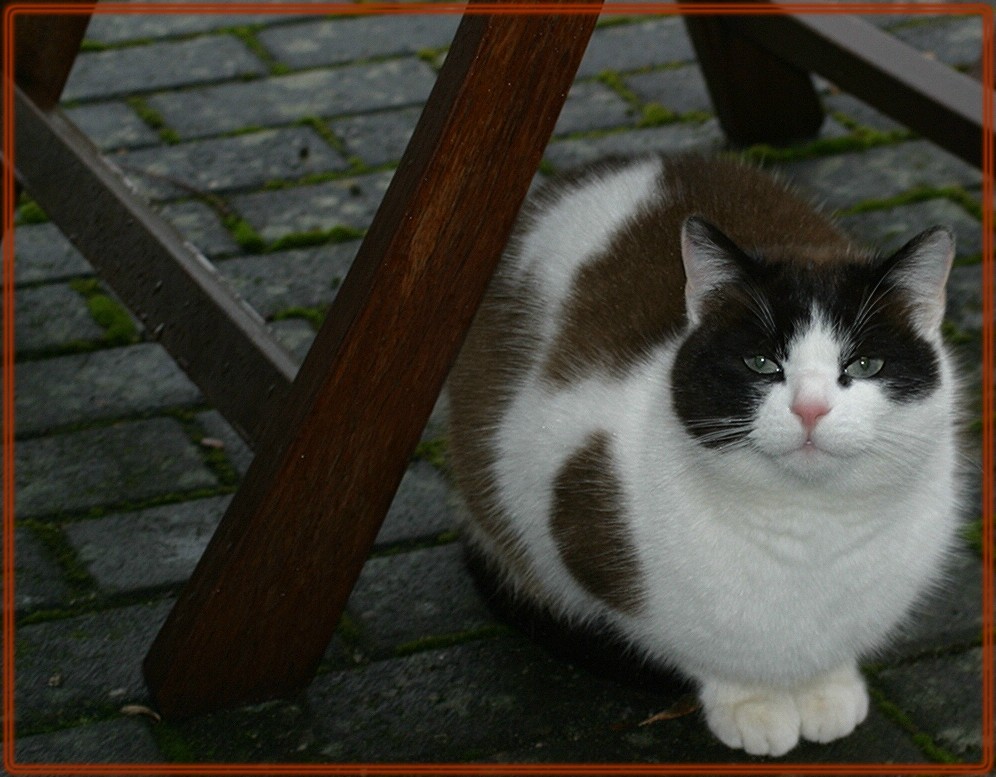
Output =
[
  {"x1": 844, "y1": 356, "x2": 884, "y2": 379},
  {"x1": 744, "y1": 355, "x2": 782, "y2": 375}
]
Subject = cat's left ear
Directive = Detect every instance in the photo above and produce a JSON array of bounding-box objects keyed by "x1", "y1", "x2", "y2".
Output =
[
  {"x1": 681, "y1": 216, "x2": 751, "y2": 327},
  {"x1": 881, "y1": 225, "x2": 955, "y2": 335}
]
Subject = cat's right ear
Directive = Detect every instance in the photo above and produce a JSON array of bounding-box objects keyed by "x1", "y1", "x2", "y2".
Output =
[{"x1": 681, "y1": 216, "x2": 744, "y2": 327}]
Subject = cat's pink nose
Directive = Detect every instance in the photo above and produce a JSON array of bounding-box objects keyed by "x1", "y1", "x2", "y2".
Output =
[{"x1": 792, "y1": 400, "x2": 830, "y2": 433}]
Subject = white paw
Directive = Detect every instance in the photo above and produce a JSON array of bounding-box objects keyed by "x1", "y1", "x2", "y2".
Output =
[
  {"x1": 700, "y1": 680, "x2": 801, "y2": 757},
  {"x1": 794, "y1": 665, "x2": 869, "y2": 744}
]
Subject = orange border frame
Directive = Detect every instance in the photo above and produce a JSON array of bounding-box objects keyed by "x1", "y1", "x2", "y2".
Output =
[{"x1": 2, "y1": 2, "x2": 993, "y2": 775}]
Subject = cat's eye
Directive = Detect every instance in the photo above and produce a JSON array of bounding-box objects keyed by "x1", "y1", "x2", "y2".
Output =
[
  {"x1": 744, "y1": 355, "x2": 782, "y2": 375},
  {"x1": 844, "y1": 356, "x2": 884, "y2": 379}
]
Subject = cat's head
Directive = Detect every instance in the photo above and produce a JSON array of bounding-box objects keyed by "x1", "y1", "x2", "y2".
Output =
[{"x1": 671, "y1": 216, "x2": 955, "y2": 483}]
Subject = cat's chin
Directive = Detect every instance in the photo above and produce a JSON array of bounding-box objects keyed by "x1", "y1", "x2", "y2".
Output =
[{"x1": 763, "y1": 440, "x2": 848, "y2": 480}]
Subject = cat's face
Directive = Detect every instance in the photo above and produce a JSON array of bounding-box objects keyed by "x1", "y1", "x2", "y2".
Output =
[{"x1": 671, "y1": 218, "x2": 954, "y2": 483}]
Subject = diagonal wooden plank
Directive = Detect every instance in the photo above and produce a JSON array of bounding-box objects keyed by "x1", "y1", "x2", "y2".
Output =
[
  {"x1": 731, "y1": 12, "x2": 985, "y2": 167},
  {"x1": 143, "y1": 0, "x2": 602, "y2": 719},
  {"x1": 13, "y1": 88, "x2": 298, "y2": 445}
]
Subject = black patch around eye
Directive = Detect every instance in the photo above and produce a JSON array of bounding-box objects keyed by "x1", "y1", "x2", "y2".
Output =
[
  {"x1": 844, "y1": 332, "x2": 940, "y2": 402},
  {"x1": 826, "y1": 274, "x2": 942, "y2": 403},
  {"x1": 671, "y1": 290, "x2": 799, "y2": 449}
]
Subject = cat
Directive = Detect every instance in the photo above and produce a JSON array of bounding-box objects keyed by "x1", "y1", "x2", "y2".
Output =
[{"x1": 446, "y1": 153, "x2": 962, "y2": 757}]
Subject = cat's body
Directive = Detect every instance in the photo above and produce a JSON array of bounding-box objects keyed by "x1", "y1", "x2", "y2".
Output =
[{"x1": 447, "y1": 154, "x2": 962, "y2": 757}]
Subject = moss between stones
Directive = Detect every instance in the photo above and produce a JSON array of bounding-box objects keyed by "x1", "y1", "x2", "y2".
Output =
[
  {"x1": 867, "y1": 685, "x2": 961, "y2": 764},
  {"x1": 596, "y1": 69, "x2": 642, "y2": 107},
  {"x1": 392, "y1": 625, "x2": 508, "y2": 658},
  {"x1": 68, "y1": 279, "x2": 139, "y2": 347},
  {"x1": 837, "y1": 185, "x2": 983, "y2": 221},
  {"x1": 961, "y1": 517, "x2": 984, "y2": 557},
  {"x1": 222, "y1": 214, "x2": 267, "y2": 254},
  {"x1": 271, "y1": 306, "x2": 327, "y2": 331},
  {"x1": 225, "y1": 25, "x2": 291, "y2": 76},
  {"x1": 17, "y1": 197, "x2": 49, "y2": 225},
  {"x1": 126, "y1": 97, "x2": 181, "y2": 145},
  {"x1": 267, "y1": 225, "x2": 366, "y2": 252},
  {"x1": 21, "y1": 518, "x2": 97, "y2": 597},
  {"x1": 743, "y1": 128, "x2": 912, "y2": 165},
  {"x1": 412, "y1": 437, "x2": 447, "y2": 472}
]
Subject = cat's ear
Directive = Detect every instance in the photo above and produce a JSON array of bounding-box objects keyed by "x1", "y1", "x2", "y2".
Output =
[
  {"x1": 681, "y1": 216, "x2": 748, "y2": 326},
  {"x1": 881, "y1": 226, "x2": 954, "y2": 335}
]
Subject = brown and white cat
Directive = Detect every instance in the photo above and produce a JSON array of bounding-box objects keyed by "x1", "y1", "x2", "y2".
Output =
[{"x1": 447, "y1": 154, "x2": 962, "y2": 757}]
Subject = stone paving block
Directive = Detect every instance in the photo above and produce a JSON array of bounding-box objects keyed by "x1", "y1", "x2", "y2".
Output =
[
  {"x1": 839, "y1": 197, "x2": 982, "y2": 257},
  {"x1": 15, "y1": 718, "x2": 162, "y2": 765},
  {"x1": 577, "y1": 17, "x2": 695, "y2": 78},
  {"x1": 196, "y1": 410, "x2": 254, "y2": 477},
  {"x1": 216, "y1": 241, "x2": 357, "y2": 317},
  {"x1": 66, "y1": 496, "x2": 230, "y2": 595},
  {"x1": 346, "y1": 543, "x2": 495, "y2": 657},
  {"x1": 271, "y1": 317, "x2": 316, "y2": 362},
  {"x1": 155, "y1": 199, "x2": 239, "y2": 257},
  {"x1": 625, "y1": 64, "x2": 712, "y2": 117},
  {"x1": 886, "y1": 549, "x2": 985, "y2": 659},
  {"x1": 148, "y1": 60, "x2": 437, "y2": 139},
  {"x1": 15, "y1": 284, "x2": 104, "y2": 355},
  {"x1": 308, "y1": 635, "x2": 919, "y2": 764},
  {"x1": 544, "y1": 121, "x2": 724, "y2": 171},
  {"x1": 874, "y1": 647, "x2": 984, "y2": 762},
  {"x1": 15, "y1": 600, "x2": 172, "y2": 730},
  {"x1": 329, "y1": 107, "x2": 421, "y2": 168},
  {"x1": 258, "y1": 13, "x2": 460, "y2": 69},
  {"x1": 17, "y1": 344, "x2": 203, "y2": 437},
  {"x1": 780, "y1": 141, "x2": 982, "y2": 212},
  {"x1": 374, "y1": 462, "x2": 456, "y2": 550},
  {"x1": 119, "y1": 127, "x2": 350, "y2": 201},
  {"x1": 479, "y1": 697, "x2": 924, "y2": 765},
  {"x1": 824, "y1": 92, "x2": 909, "y2": 134},
  {"x1": 14, "y1": 528, "x2": 71, "y2": 614},
  {"x1": 230, "y1": 171, "x2": 393, "y2": 242},
  {"x1": 15, "y1": 418, "x2": 218, "y2": 519},
  {"x1": 553, "y1": 80, "x2": 635, "y2": 137},
  {"x1": 888, "y1": 16, "x2": 983, "y2": 70},
  {"x1": 63, "y1": 36, "x2": 267, "y2": 102},
  {"x1": 14, "y1": 223, "x2": 91, "y2": 286},
  {"x1": 64, "y1": 102, "x2": 161, "y2": 151},
  {"x1": 83, "y1": 9, "x2": 299, "y2": 45},
  {"x1": 147, "y1": 697, "x2": 317, "y2": 764}
]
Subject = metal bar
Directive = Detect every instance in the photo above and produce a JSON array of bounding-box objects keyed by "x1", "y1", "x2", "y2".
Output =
[
  {"x1": 730, "y1": 12, "x2": 985, "y2": 167},
  {"x1": 12, "y1": 88, "x2": 297, "y2": 445}
]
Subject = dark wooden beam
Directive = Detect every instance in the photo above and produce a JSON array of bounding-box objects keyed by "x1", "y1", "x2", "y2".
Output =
[
  {"x1": 683, "y1": 12, "x2": 824, "y2": 145},
  {"x1": 12, "y1": 88, "x2": 298, "y2": 445},
  {"x1": 730, "y1": 12, "x2": 985, "y2": 167},
  {"x1": 143, "y1": 0, "x2": 602, "y2": 719}
]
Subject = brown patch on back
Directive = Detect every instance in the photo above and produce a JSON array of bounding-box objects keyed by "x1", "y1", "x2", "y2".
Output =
[
  {"x1": 551, "y1": 430, "x2": 645, "y2": 615},
  {"x1": 543, "y1": 154, "x2": 862, "y2": 386}
]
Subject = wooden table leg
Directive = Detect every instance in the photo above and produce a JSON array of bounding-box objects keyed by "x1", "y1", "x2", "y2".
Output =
[
  {"x1": 683, "y1": 9, "x2": 824, "y2": 146},
  {"x1": 143, "y1": 0, "x2": 602, "y2": 719},
  {"x1": 1, "y1": 3, "x2": 91, "y2": 239}
]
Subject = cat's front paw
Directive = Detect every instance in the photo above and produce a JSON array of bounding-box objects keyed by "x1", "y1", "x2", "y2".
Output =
[
  {"x1": 794, "y1": 665, "x2": 869, "y2": 744},
  {"x1": 700, "y1": 680, "x2": 801, "y2": 757}
]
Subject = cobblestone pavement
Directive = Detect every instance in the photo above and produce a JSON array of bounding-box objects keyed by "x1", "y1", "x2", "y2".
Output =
[{"x1": 9, "y1": 2, "x2": 992, "y2": 772}]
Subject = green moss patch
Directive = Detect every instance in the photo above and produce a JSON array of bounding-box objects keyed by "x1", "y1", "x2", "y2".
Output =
[
  {"x1": 69, "y1": 279, "x2": 138, "y2": 347},
  {"x1": 271, "y1": 305, "x2": 327, "y2": 331}
]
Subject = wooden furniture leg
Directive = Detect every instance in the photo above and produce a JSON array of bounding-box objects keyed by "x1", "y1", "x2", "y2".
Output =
[
  {"x1": 685, "y1": 5, "x2": 986, "y2": 167},
  {"x1": 1, "y1": 3, "x2": 91, "y2": 240},
  {"x1": 142, "y1": 1, "x2": 602, "y2": 719},
  {"x1": 683, "y1": 13, "x2": 825, "y2": 145}
]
